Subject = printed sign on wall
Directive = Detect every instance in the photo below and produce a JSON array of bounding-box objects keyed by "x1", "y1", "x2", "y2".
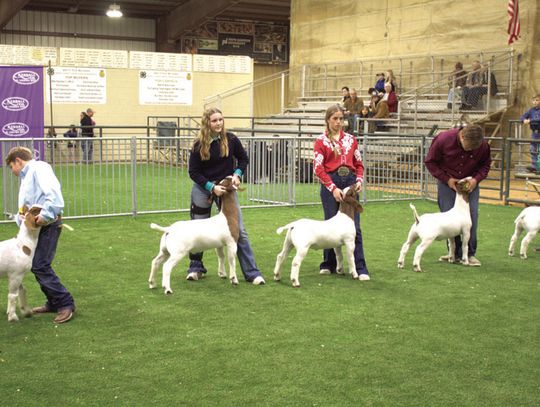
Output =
[
  {"x1": 138, "y1": 70, "x2": 192, "y2": 105},
  {"x1": 46, "y1": 67, "x2": 107, "y2": 104}
]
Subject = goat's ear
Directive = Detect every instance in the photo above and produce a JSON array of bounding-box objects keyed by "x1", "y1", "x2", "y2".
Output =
[
  {"x1": 28, "y1": 206, "x2": 42, "y2": 216},
  {"x1": 355, "y1": 202, "x2": 364, "y2": 213},
  {"x1": 21, "y1": 205, "x2": 29, "y2": 214}
]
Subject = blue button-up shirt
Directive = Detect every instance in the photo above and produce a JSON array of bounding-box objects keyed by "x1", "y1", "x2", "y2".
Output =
[
  {"x1": 17, "y1": 159, "x2": 64, "y2": 226},
  {"x1": 520, "y1": 106, "x2": 540, "y2": 132}
]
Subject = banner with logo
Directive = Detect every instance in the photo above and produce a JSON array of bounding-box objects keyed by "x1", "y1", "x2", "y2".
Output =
[{"x1": 0, "y1": 66, "x2": 44, "y2": 161}]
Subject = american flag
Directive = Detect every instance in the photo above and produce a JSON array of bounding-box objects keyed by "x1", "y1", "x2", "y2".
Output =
[{"x1": 507, "y1": 0, "x2": 520, "y2": 45}]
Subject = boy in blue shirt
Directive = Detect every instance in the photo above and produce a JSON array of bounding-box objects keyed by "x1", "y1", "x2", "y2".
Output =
[
  {"x1": 520, "y1": 94, "x2": 540, "y2": 173},
  {"x1": 5, "y1": 147, "x2": 75, "y2": 323}
]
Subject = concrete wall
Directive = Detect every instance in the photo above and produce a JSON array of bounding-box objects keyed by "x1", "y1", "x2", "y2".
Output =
[
  {"x1": 44, "y1": 68, "x2": 253, "y2": 132},
  {"x1": 289, "y1": 0, "x2": 539, "y2": 120}
]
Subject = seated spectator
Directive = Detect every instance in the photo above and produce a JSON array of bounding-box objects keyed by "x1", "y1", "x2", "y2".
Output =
[
  {"x1": 382, "y1": 82, "x2": 398, "y2": 113},
  {"x1": 371, "y1": 92, "x2": 390, "y2": 131},
  {"x1": 481, "y1": 63, "x2": 498, "y2": 98},
  {"x1": 358, "y1": 105, "x2": 374, "y2": 134},
  {"x1": 385, "y1": 69, "x2": 397, "y2": 93},
  {"x1": 341, "y1": 86, "x2": 351, "y2": 104},
  {"x1": 463, "y1": 61, "x2": 498, "y2": 110},
  {"x1": 343, "y1": 88, "x2": 364, "y2": 132},
  {"x1": 447, "y1": 62, "x2": 467, "y2": 109},
  {"x1": 462, "y1": 60, "x2": 483, "y2": 110},
  {"x1": 374, "y1": 73, "x2": 385, "y2": 93}
]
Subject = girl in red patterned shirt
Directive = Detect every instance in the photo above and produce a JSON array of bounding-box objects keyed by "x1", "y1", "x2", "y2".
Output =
[{"x1": 313, "y1": 105, "x2": 370, "y2": 280}]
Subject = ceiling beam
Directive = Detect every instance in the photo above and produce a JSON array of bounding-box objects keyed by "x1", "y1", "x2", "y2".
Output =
[
  {"x1": 167, "y1": 0, "x2": 240, "y2": 41},
  {"x1": 0, "y1": 0, "x2": 31, "y2": 30}
]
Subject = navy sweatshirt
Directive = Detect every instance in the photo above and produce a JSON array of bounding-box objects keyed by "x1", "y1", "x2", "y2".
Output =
[{"x1": 188, "y1": 132, "x2": 248, "y2": 191}]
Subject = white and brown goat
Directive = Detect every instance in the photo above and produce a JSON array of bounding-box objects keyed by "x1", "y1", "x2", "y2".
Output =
[
  {"x1": 0, "y1": 206, "x2": 42, "y2": 321},
  {"x1": 397, "y1": 178, "x2": 472, "y2": 272},
  {"x1": 273, "y1": 186, "x2": 363, "y2": 287},
  {"x1": 508, "y1": 206, "x2": 540, "y2": 259},
  {"x1": 148, "y1": 177, "x2": 240, "y2": 294}
]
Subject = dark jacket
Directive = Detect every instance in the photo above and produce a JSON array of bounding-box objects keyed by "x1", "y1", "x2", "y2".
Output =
[{"x1": 80, "y1": 114, "x2": 94, "y2": 137}]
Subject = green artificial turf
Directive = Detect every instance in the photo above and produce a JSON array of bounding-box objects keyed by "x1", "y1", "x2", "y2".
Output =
[{"x1": 0, "y1": 202, "x2": 538, "y2": 406}]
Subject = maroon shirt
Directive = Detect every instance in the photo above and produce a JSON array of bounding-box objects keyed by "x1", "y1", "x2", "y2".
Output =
[{"x1": 425, "y1": 128, "x2": 491, "y2": 183}]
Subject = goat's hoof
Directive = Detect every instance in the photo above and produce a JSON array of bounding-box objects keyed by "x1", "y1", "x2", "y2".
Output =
[
  {"x1": 336, "y1": 268, "x2": 344, "y2": 275},
  {"x1": 413, "y1": 265, "x2": 422, "y2": 272},
  {"x1": 21, "y1": 309, "x2": 32, "y2": 318},
  {"x1": 8, "y1": 315, "x2": 19, "y2": 322},
  {"x1": 163, "y1": 288, "x2": 173, "y2": 295},
  {"x1": 397, "y1": 262, "x2": 404, "y2": 269},
  {"x1": 230, "y1": 277, "x2": 239, "y2": 285},
  {"x1": 291, "y1": 279, "x2": 300, "y2": 288},
  {"x1": 352, "y1": 273, "x2": 359, "y2": 280},
  {"x1": 218, "y1": 271, "x2": 226, "y2": 278},
  {"x1": 149, "y1": 282, "x2": 156, "y2": 289},
  {"x1": 273, "y1": 274, "x2": 281, "y2": 281},
  {"x1": 520, "y1": 254, "x2": 527, "y2": 260},
  {"x1": 508, "y1": 251, "x2": 514, "y2": 257}
]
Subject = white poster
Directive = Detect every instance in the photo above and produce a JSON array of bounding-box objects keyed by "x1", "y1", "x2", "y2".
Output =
[
  {"x1": 46, "y1": 67, "x2": 107, "y2": 104},
  {"x1": 139, "y1": 70, "x2": 192, "y2": 105},
  {"x1": 60, "y1": 47, "x2": 128, "y2": 68}
]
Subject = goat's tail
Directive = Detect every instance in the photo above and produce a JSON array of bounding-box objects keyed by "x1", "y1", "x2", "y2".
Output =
[
  {"x1": 514, "y1": 212, "x2": 526, "y2": 226},
  {"x1": 150, "y1": 223, "x2": 169, "y2": 233},
  {"x1": 409, "y1": 203, "x2": 420, "y2": 224},
  {"x1": 276, "y1": 222, "x2": 295, "y2": 235}
]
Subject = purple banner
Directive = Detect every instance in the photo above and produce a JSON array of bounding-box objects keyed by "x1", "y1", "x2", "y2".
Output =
[{"x1": 0, "y1": 66, "x2": 44, "y2": 161}]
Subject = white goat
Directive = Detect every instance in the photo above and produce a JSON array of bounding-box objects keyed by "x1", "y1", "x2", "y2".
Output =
[
  {"x1": 508, "y1": 206, "x2": 540, "y2": 259},
  {"x1": 148, "y1": 177, "x2": 240, "y2": 294},
  {"x1": 397, "y1": 178, "x2": 472, "y2": 272},
  {"x1": 273, "y1": 186, "x2": 363, "y2": 287},
  {"x1": 0, "y1": 206, "x2": 41, "y2": 321}
]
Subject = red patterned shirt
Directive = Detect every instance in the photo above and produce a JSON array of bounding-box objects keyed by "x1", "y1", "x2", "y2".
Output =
[{"x1": 313, "y1": 130, "x2": 364, "y2": 192}]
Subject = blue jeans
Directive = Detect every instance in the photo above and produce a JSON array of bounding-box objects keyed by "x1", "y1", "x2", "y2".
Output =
[
  {"x1": 81, "y1": 139, "x2": 93, "y2": 162},
  {"x1": 437, "y1": 180, "x2": 479, "y2": 258},
  {"x1": 319, "y1": 172, "x2": 369, "y2": 275},
  {"x1": 530, "y1": 131, "x2": 540, "y2": 169},
  {"x1": 188, "y1": 183, "x2": 262, "y2": 282},
  {"x1": 31, "y1": 219, "x2": 75, "y2": 311}
]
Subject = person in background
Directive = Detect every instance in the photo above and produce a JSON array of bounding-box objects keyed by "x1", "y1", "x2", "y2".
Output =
[
  {"x1": 520, "y1": 94, "x2": 540, "y2": 173},
  {"x1": 358, "y1": 105, "x2": 374, "y2": 134},
  {"x1": 462, "y1": 60, "x2": 483, "y2": 110},
  {"x1": 371, "y1": 92, "x2": 390, "y2": 130},
  {"x1": 383, "y1": 82, "x2": 398, "y2": 113},
  {"x1": 424, "y1": 124, "x2": 491, "y2": 267},
  {"x1": 63, "y1": 125, "x2": 78, "y2": 162},
  {"x1": 5, "y1": 146, "x2": 75, "y2": 323},
  {"x1": 385, "y1": 69, "x2": 397, "y2": 92},
  {"x1": 187, "y1": 107, "x2": 265, "y2": 285},
  {"x1": 343, "y1": 88, "x2": 364, "y2": 133},
  {"x1": 341, "y1": 86, "x2": 351, "y2": 104},
  {"x1": 447, "y1": 62, "x2": 467, "y2": 110},
  {"x1": 313, "y1": 104, "x2": 370, "y2": 281},
  {"x1": 374, "y1": 73, "x2": 385, "y2": 93},
  {"x1": 80, "y1": 108, "x2": 95, "y2": 163}
]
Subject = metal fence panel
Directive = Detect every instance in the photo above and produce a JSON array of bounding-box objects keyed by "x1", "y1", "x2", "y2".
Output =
[{"x1": 11, "y1": 133, "x2": 526, "y2": 223}]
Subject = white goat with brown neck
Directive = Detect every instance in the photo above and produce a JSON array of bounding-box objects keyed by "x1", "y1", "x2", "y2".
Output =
[
  {"x1": 0, "y1": 206, "x2": 41, "y2": 321},
  {"x1": 273, "y1": 186, "x2": 363, "y2": 287},
  {"x1": 148, "y1": 177, "x2": 240, "y2": 294},
  {"x1": 397, "y1": 178, "x2": 472, "y2": 272}
]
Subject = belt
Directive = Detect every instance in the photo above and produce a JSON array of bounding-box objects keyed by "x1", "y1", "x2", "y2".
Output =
[{"x1": 335, "y1": 166, "x2": 351, "y2": 176}]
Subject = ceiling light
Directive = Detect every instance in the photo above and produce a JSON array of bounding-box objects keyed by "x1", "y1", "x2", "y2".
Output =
[{"x1": 106, "y1": 3, "x2": 123, "y2": 18}]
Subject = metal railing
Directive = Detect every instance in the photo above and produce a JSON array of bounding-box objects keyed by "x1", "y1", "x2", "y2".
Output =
[{"x1": 2, "y1": 123, "x2": 537, "y2": 223}]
